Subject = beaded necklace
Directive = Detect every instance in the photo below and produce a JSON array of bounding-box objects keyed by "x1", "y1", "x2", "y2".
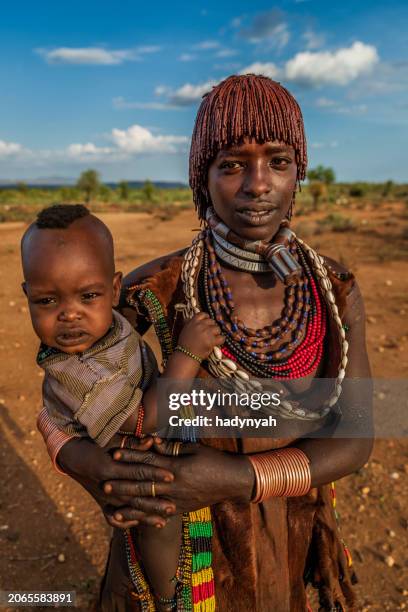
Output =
[
  {"x1": 181, "y1": 231, "x2": 349, "y2": 420},
  {"x1": 201, "y1": 231, "x2": 326, "y2": 380}
]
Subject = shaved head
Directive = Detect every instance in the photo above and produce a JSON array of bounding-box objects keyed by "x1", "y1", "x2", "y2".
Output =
[{"x1": 21, "y1": 212, "x2": 115, "y2": 281}]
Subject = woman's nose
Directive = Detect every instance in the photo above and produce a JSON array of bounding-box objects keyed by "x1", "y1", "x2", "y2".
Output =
[{"x1": 242, "y1": 162, "x2": 272, "y2": 198}]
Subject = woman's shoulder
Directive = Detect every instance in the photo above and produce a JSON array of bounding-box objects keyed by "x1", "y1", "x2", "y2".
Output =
[
  {"x1": 320, "y1": 254, "x2": 365, "y2": 324},
  {"x1": 119, "y1": 248, "x2": 188, "y2": 330},
  {"x1": 122, "y1": 247, "x2": 188, "y2": 289}
]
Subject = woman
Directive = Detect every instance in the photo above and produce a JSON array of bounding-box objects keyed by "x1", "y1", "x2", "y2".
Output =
[{"x1": 39, "y1": 74, "x2": 372, "y2": 611}]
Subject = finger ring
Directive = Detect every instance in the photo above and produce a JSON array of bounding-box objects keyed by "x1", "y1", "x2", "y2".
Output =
[
  {"x1": 120, "y1": 435, "x2": 128, "y2": 449},
  {"x1": 151, "y1": 481, "x2": 156, "y2": 497},
  {"x1": 172, "y1": 441, "x2": 182, "y2": 456}
]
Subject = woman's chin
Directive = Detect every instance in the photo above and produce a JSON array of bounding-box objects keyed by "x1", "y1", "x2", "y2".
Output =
[{"x1": 230, "y1": 221, "x2": 280, "y2": 242}]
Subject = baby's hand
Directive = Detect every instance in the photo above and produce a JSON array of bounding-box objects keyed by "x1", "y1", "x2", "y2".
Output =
[{"x1": 178, "y1": 313, "x2": 224, "y2": 360}]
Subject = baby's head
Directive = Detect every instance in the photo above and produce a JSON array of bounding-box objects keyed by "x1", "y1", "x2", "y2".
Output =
[{"x1": 21, "y1": 204, "x2": 122, "y2": 354}]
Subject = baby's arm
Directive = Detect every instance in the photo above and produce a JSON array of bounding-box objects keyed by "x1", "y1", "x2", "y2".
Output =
[
  {"x1": 120, "y1": 313, "x2": 224, "y2": 435},
  {"x1": 120, "y1": 314, "x2": 223, "y2": 608}
]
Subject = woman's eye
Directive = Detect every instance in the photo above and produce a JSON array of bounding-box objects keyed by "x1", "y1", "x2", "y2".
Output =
[
  {"x1": 271, "y1": 157, "x2": 291, "y2": 167},
  {"x1": 220, "y1": 161, "x2": 243, "y2": 170}
]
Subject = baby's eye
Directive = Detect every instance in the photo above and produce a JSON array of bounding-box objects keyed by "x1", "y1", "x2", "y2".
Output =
[
  {"x1": 35, "y1": 297, "x2": 56, "y2": 305},
  {"x1": 82, "y1": 292, "x2": 99, "y2": 301}
]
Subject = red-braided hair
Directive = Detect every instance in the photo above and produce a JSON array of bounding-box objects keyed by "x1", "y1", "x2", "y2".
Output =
[{"x1": 189, "y1": 74, "x2": 307, "y2": 220}]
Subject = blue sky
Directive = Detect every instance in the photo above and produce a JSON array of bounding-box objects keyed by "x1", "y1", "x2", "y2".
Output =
[{"x1": 0, "y1": 0, "x2": 407, "y2": 182}]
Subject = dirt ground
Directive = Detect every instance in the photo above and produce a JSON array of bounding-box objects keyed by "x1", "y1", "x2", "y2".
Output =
[{"x1": 0, "y1": 203, "x2": 407, "y2": 611}]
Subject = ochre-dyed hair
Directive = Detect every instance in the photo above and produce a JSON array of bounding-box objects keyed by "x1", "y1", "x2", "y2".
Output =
[{"x1": 189, "y1": 74, "x2": 307, "y2": 220}]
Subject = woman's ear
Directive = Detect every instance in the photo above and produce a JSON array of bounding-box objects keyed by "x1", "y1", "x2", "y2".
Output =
[{"x1": 112, "y1": 271, "x2": 123, "y2": 307}]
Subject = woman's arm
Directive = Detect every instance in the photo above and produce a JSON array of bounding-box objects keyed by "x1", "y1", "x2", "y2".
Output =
[{"x1": 294, "y1": 278, "x2": 373, "y2": 485}]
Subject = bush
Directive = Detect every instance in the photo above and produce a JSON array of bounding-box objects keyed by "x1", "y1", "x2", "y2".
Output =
[
  {"x1": 349, "y1": 184, "x2": 365, "y2": 197},
  {"x1": 319, "y1": 213, "x2": 356, "y2": 233}
]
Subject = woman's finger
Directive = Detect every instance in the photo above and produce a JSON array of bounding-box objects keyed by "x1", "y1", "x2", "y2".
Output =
[
  {"x1": 112, "y1": 506, "x2": 174, "y2": 526},
  {"x1": 103, "y1": 479, "x2": 170, "y2": 498},
  {"x1": 152, "y1": 438, "x2": 199, "y2": 456},
  {"x1": 108, "y1": 455, "x2": 174, "y2": 482},
  {"x1": 103, "y1": 505, "x2": 168, "y2": 529},
  {"x1": 112, "y1": 448, "x2": 173, "y2": 470},
  {"x1": 128, "y1": 497, "x2": 176, "y2": 517}
]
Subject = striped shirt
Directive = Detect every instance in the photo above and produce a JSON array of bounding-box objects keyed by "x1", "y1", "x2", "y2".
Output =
[{"x1": 37, "y1": 311, "x2": 156, "y2": 447}]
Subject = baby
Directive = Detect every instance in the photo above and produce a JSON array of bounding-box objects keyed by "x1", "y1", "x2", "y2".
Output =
[{"x1": 21, "y1": 203, "x2": 223, "y2": 609}]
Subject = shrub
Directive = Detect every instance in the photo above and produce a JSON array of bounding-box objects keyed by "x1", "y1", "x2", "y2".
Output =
[{"x1": 319, "y1": 213, "x2": 356, "y2": 232}]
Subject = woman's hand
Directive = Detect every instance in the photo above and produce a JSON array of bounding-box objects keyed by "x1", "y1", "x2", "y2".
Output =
[
  {"x1": 103, "y1": 441, "x2": 255, "y2": 526},
  {"x1": 57, "y1": 435, "x2": 177, "y2": 528}
]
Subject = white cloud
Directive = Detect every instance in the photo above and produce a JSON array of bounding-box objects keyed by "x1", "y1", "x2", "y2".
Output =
[
  {"x1": 163, "y1": 80, "x2": 218, "y2": 106},
  {"x1": 111, "y1": 124, "x2": 188, "y2": 154},
  {"x1": 214, "y1": 48, "x2": 238, "y2": 58},
  {"x1": 311, "y1": 141, "x2": 338, "y2": 149},
  {"x1": 66, "y1": 143, "x2": 113, "y2": 158},
  {"x1": 239, "y1": 62, "x2": 279, "y2": 79},
  {"x1": 285, "y1": 41, "x2": 379, "y2": 86},
  {"x1": 302, "y1": 30, "x2": 325, "y2": 50},
  {"x1": 0, "y1": 140, "x2": 25, "y2": 157},
  {"x1": 315, "y1": 97, "x2": 368, "y2": 114},
  {"x1": 193, "y1": 40, "x2": 220, "y2": 50},
  {"x1": 36, "y1": 46, "x2": 160, "y2": 65},
  {"x1": 112, "y1": 96, "x2": 182, "y2": 111},
  {"x1": 231, "y1": 17, "x2": 243, "y2": 28},
  {"x1": 316, "y1": 97, "x2": 337, "y2": 107},
  {"x1": 337, "y1": 104, "x2": 368, "y2": 114},
  {"x1": 136, "y1": 46, "x2": 161, "y2": 54},
  {"x1": 238, "y1": 9, "x2": 289, "y2": 50},
  {"x1": 179, "y1": 53, "x2": 197, "y2": 62}
]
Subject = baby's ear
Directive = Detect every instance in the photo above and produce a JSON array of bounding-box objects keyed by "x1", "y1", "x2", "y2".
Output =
[
  {"x1": 112, "y1": 272, "x2": 123, "y2": 306},
  {"x1": 21, "y1": 281, "x2": 28, "y2": 296}
]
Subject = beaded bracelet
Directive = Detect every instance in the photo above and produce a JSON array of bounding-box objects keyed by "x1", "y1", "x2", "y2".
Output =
[
  {"x1": 134, "y1": 404, "x2": 145, "y2": 438},
  {"x1": 248, "y1": 447, "x2": 311, "y2": 502},
  {"x1": 154, "y1": 592, "x2": 177, "y2": 611},
  {"x1": 174, "y1": 344, "x2": 202, "y2": 364}
]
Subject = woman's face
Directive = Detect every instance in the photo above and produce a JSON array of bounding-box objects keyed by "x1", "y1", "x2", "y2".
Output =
[{"x1": 207, "y1": 138, "x2": 297, "y2": 241}]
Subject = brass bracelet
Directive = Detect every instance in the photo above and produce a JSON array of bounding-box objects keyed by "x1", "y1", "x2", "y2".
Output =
[
  {"x1": 37, "y1": 408, "x2": 75, "y2": 476},
  {"x1": 174, "y1": 344, "x2": 202, "y2": 364},
  {"x1": 248, "y1": 448, "x2": 311, "y2": 501}
]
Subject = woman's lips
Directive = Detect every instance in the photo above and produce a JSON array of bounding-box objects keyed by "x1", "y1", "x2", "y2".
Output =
[
  {"x1": 55, "y1": 330, "x2": 90, "y2": 347},
  {"x1": 236, "y1": 208, "x2": 277, "y2": 226}
]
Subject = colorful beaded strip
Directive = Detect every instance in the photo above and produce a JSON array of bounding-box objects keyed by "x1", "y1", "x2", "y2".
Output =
[
  {"x1": 127, "y1": 286, "x2": 174, "y2": 364},
  {"x1": 330, "y1": 482, "x2": 353, "y2": 568},
  {"x1": 124, "y1": 528, "x2": 155, "y2": 611},
  {"x1": 135, "y1": 404, "x2": 145, "y2": 438},
  {"x1": 177, "y1": 509, "x2": 215, "y2": 612}
]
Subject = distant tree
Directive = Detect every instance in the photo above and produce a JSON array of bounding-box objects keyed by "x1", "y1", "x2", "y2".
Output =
[
  {"x1": 382, "y1": 180, "x2": 394, "y2": 198},
  {"x1": 76, "y1": 169, "x2": 100, "y2": 203},
  {"x1": 142, "y1": 179, "x2": 155, "y2": 202},
  {"x1": 16, "y1": 181, "x2": 28, "y2": 195},
  {"x1": 118, "y1": 180, "x2": 130, "y2": 200},
  {"x1": 307, "y1": 165, "x2": 336, "y2": 185},
  {"x1": 60, "y1": 187, "x2": 80, "y2": 202},
  {"x1": 99, "y1": 184, "x2": 113, "y2": 202},
  {"x1": 309, "y1": 181, "x2": 327, "y2": 210}
]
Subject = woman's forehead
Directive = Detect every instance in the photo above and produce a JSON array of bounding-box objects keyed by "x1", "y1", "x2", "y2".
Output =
[{"x1": 215, "y1": 139, "x2": 295, "y2": 157}]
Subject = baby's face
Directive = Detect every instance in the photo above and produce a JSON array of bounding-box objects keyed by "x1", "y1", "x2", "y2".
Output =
[{"x1": 23, "y1": 231, "x2": 122, "y2": 354}]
